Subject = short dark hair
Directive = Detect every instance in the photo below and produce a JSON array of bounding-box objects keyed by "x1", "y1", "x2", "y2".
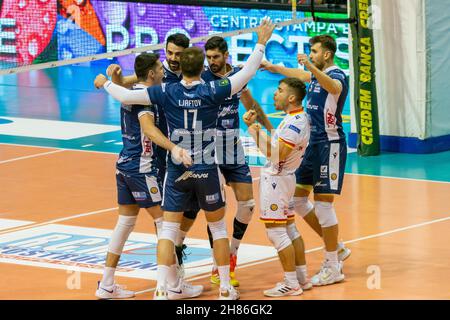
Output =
[
  {"x1": 166, "y1": 33, "x2": 190, "y2": 49},
  {"x1": 279, "y1": 77, "x2": 307, "y2": 103},
  {"x1": 205, "y1": 36, "x2": 228, "y2": 53},
  {"x1": 310, "y1": 35, "x2": 337, "y2": 57},
  {"x1": 180, "y1": 47, "x2": 205, "y2": 77},
  {"x1": 134, "y1": 53, "x2": 160, "y2": 80}
]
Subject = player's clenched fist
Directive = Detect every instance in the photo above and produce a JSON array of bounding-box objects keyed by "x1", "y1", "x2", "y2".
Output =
[
  {"x1": 297, "y1": 54, "x2": 312, "y2": 69},
  {"x1": 243, "y1": 110, "x2": 258, "y2": 126},
  {"x1": 106, "y1": 64, "x2": 122, "y2": 77},
  {"x1": 94, "y1": 74, "x2": 108, "y2": 89},
  {"x1": 171, "y1": 145, "x2": 193, "y2": 168}
]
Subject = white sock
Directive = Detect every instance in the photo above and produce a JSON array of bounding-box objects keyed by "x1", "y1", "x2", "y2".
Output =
[
  {"x1": 157, "y1": 265, "x2": 170, "y2": 290},
  {"x1": 230, "y1": 238, "x2": 240, "y2": 255},
  {"x1": 325, "y1": 250, "x2": 339, "y2": 264},
  {"x1": 285, "y1": 271, "x2": 299, "y2": 288},
  {"x1": 167, "y1": 264, "x2": 179, "y2": 288},
  {"x1": 100, "y1": 267, "x2": 115, "y2": 286},
  {"x1": 218, "y1": 265, "x2": 230, "y2": 289},
  {"x1": 176, "y1": 230, "x2": 187, "y2": 246},
  {"x1": 154, "y1": 217, "x2": 163, "y2": 237},
  {"x1": 296, "y1": 265, "x2": 308, "y2": 284}
]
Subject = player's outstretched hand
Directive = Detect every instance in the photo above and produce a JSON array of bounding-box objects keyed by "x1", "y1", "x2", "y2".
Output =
[
  {"x1": 94, "y1": 74, "x2": 108, "y2": 89},
  {"x1": 260, "y1": 60, "x2": 276, "y2": 73},
  {"x1": 243, "y1": 110, "x2": 258, "y2": 126},
  {"x1": 257, "y1": 17, "x2": 275, "y2": 46},
  {"x1": 172, "y1": 145, "x2": 193, "y2": 168}
]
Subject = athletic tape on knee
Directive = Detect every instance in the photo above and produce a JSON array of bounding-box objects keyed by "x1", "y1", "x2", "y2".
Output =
[
  {"x1": 315, "y1": 201, "x2": 338, "y2": 228},
  {"x1": 108, "y1": 215, "x2": 137, "y2": 255},
  {"x1": 235, "y1": 199, "x2": 255, "y2": 224},
  {"x1": 159, "y1": 221, "x2": 181, "y2": 243},
  {"x1": 208, "y1": 218, "x2": 228, "y2": 241},
  {"x1": 266, "y1": 227, "x2": 292, "y2": 252},
  {"x1": 293, "y1": 197, "x2": 314, "y2": 218},
  {"x1": 287, "y1": 223, "x2": 301, "y2": 241}
]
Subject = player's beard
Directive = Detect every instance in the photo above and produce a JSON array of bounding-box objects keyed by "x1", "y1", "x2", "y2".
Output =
[
  {"x1": 313, "y1": 58, "x2": 325, "y2": 71},
  {"x1": 168, "y1": 60, "x2": 180, "y2": 72},
  {"x1": 210, "y1": 62, "x2": 225, "y2": 74}
]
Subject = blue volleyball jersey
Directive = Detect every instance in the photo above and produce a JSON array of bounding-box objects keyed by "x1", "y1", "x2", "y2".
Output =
[
  {"x1": 153, "y1": 60, "x2": 183, "y2": 177},
  {"x1": 146, "y1": 78, "x2": 232, "y2": 171},
  {"x1": 306, "y1": 66, "x2": 349, "y2": 144},
  {"x1": 201, "y1": 65, "x2": 245, "y2": 132},
  {"x1": 116, "y1": 84, "x2": 157, "y2": 174}
]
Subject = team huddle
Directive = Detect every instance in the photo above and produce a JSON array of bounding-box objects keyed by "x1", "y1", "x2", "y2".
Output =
[{"x1": 93, "y1": 18, "x2": 350, "y2": 300}]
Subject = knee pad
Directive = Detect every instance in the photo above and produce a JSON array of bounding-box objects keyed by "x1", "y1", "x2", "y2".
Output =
[
  {"x1": 293, "y1": 197, "x2": 314, "y2": 218},
  {"x1": 315, "y1": 201, "x2": 338, "y2": 228},
  {"x1": 286, "y1": 223, "x2": 301, "y2": 241},
  {"x1": 208, "y1": 218, "x2": 228, "y2": 241},
  {"x1": 159, "y1": 221, "x2": 181, "y2": 243},
  {"x1": 235, "y1": 199, "x2": 255, "y2": 224},
  {"x1": 266, "y1": 227, "x2": 292, "y2": 252},
  {"x1": 108, "y1": 215, "x2": 137, "y2": 255}
]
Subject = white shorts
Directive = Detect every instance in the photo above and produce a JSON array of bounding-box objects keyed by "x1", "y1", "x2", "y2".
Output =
[{"x1": 259, "y1": 172, "x2": 296, "y2": 224}]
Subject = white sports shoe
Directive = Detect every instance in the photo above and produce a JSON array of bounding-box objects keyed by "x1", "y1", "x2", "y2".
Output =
[
  {"x1": 300, "y1": 279, "x2": 313, "y2": 291},
  {"x1": 153, "y1": 287, "x2": 169, "y2": 300},
  {"x1": 95, "y1": 282, "x2": 135, "y2": 299},
  {"x1": 311, "y1": 261, "x2": 345, "y2": 286},
  {"x1": 167, "y1": 280, "x2": 204, "y2": 300},
  {"x1": 263, "y1": 282, "x2": 303, "y2": 297},
  {"x1": 338, "y1": 242, "x2": 352, "y2": 262},
  {"x1": 218, "y1": 286, "x2": 240, "y2": 300}
]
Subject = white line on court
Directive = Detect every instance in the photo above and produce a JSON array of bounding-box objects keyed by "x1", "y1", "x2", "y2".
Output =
[
  {"x1": 346, "y1": 172, "x2": 450, "y2": 185},
  {"x1": 0, "y1": 149, "x2": 66, "y2": 165},
  {"x1": 134, "y1": 215, "x2": 450, "y2": 296},
  {"x1": 1, "y1": 143, "x2": 449, "y2": 185},
  {"x1": 0, "y1": 207, "x2": 118, "y2": 235}
]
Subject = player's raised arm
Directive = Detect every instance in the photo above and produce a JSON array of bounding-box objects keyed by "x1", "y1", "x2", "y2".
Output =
[
  {"x1": 228, "y1": 18, "x2": 276, "y2": 95},
  {"x1": 240, "y1": 90, "x2": 274, "y2": 131},
  {"x1": 260, "y1": 60, "x2": 312, "y2": 83},
  {"x1": 106, "y1": 64, "x2": 138, "y2": 89},
  {"x1": 94, "y1": 74, "x2": 151, "y2": 105}
]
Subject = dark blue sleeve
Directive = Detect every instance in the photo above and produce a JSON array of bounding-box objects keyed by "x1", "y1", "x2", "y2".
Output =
[
  {"x1": 209, "y1": 78, "x2": 232, "y2": 104},
  {"x1": 330, "y1": 70, "x2": 348, "y2": 89},
  {"x1": 146, "y1": 85, "x2": 165, "y2": 107}
]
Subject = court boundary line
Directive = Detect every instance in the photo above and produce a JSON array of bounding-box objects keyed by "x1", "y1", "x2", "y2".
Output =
[
  {"x1": 2, "y1": 142, "x2": 450, "y2": 184},
  {"x1": 0, "y1": 149, "x2": 66, "y2": 164},
  {"x1": 0, "y1": 207, "x2": 118, "y2": 235},
  {"x1": 134, "y1": 215, "x2": 450, "y2": 296}
]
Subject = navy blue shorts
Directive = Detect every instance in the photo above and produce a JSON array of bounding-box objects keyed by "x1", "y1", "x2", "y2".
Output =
[
  {"x1": 116, "y1": 170, "x2": 162, "y2": 208},
  {"x1": 219, "y1": 163, "x2": 253, "y2": 185},
  {"x1": 295, "y1": 140, "x2": 347, "y2": 195},
  {"x1": 162, "y1": 167, "x2": 225, "y2": 212}
]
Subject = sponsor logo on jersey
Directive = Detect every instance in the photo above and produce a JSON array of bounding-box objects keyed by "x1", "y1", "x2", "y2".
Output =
[
  {"x1": 288, "y1": 125, "x2": 301, "y2": 134},
  {"x1": 219, "y1": 79, "x2": 230, "y2": 87},
  {"x1": 270, "y1": 204, "x2": 278, "y2": 211}
]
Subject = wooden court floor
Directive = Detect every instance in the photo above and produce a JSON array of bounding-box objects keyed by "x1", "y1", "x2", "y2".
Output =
[{"x1": 0, "y1": 143, "x2": 449, "y2": 300}]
